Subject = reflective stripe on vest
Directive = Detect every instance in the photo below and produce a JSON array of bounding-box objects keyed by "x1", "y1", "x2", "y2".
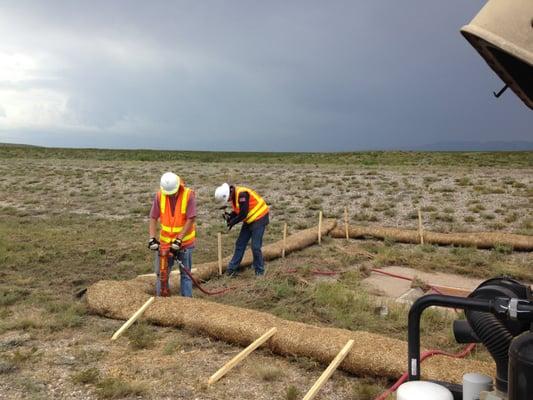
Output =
[
  {"x1": 232, "y1": 186, "x2": 269, "y2": 224},
  {"x1": 158, "y1": 187, "x2": 196, "y2": 247},
  {"x1": 160, "y1": 230, "x2": 196, "y2": 244}
]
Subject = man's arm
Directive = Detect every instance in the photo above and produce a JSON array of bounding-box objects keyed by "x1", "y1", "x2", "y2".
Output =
[
  {"x1": 149, "y1": 195, "x2": 160, "y2": 239},
  {"x1": 149, "y1": 218, "x2": 158, "y2": 238},
  {"x1": 228, "y1": 191, "x2": 249, "y2": 226}
]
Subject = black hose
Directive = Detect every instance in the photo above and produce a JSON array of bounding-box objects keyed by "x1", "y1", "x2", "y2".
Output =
[
  {"x1": 465, "y1": 277, "x2": 531, "y2": 394},
  {"x1": 466, "y1": 310, "x2": 514, "y2": 393}
]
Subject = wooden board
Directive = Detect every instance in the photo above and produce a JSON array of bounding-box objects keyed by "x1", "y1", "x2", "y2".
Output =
[{"x1": 207, "y1": 327, "x2": 277, "y2": 385}]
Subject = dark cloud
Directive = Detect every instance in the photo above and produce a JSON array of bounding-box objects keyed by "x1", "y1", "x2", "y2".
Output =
[{"x1": 0, "y1": 0, "x2": 531, "y2": 151}]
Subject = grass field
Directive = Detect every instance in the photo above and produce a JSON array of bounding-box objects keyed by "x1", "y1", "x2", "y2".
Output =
[{"x1": 0, "y1": 145, "x2": 532, "y2": 399}]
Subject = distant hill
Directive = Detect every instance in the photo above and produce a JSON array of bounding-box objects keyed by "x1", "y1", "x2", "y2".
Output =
[
  {"x1": 1, "y1": 142, "x2": 531, "y2": 167},
  {"x1": 415, "y1": 141, "x2": 533, "y2": 151},
  {"x1": 0, "y1": 142, "x2": 40, "y2": 148}
]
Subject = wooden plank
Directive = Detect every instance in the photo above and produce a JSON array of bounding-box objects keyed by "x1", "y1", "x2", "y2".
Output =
[
  {"x1": 111, "y1": 297, "x2": 155, "y2": 341},
  {"x1": 318, "y1": 211, "x2": 323, "y2": 245},
  {"x1": 302, "y1": 339, "x2": 355, "y2": 400},
  {"x1": 418, "y1": 208, "x2": 424, "y2": 245},
  {"x1": 282, "y1": 223, "x2": 287, "y2": 258},
  {"x1": 218, "y1": 232, "x2": 223, "y2": 276},
  {"x1": 207, "y1": 327, "x2": 277, "y2": 385},
  {"x1": 344, "y1": 207, "x2": 349, "y2": 240},
  {"x1": 429, "y1": 284, "x2": 472, "y2": 297}
]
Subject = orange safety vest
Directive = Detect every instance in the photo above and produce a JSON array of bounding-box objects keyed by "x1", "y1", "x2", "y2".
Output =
[
  {"x1": 231, "y1": 186, "x2": 269, "y2": 224},
  {"x1": 158, "y1": 186, "x2": 196, "y2": 249}
]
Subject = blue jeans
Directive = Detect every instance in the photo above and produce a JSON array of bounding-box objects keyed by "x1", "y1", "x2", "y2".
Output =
[
  {"x1": 227, "y1": 215, "x2": 268, "y2": 276},
  {"x1": 153, "y1": 247, "x2": 193, "y2": 297}
]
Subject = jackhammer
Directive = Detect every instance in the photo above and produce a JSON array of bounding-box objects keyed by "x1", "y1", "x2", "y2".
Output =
[
  {"x1": 158, "y1": 248, "x2": 170, "y2": 297},
  {"x1": 219, "y1": 205, "x2": 233, "y2": 231}
]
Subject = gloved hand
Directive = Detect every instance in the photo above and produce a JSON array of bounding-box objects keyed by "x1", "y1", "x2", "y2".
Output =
[
  {"x1": 222, "y1": 212, "x2": 231, "y2": 223},
  {"x1": 170, "y1": 238, "x2": 182, "y2": 253},
  {"x1": 148, "y1": 237, "x2": 159, "y2": 251}
]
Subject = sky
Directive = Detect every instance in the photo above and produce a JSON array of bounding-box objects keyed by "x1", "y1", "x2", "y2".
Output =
[{"x1": 0, "y1": 1, "x2": 531, "y2": 152}]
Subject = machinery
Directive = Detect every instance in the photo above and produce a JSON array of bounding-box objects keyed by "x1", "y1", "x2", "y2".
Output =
[
  {"x1": 461, "y1": 0, "x2": 533, "y2": 109},
  {"x1": 159, "y1": 248, "x2": 170, "y2": 297},
  {"x1": 401, "y1": 277, "x2": 533, "y2": 399}
]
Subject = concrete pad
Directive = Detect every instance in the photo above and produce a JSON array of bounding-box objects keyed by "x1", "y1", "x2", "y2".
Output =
[
  {"x1": 397, "y1": 288, "x2": 425, "y2": 304},
  {"x1": 363, "y1": 266, "x2": 483, "y2": 299}
]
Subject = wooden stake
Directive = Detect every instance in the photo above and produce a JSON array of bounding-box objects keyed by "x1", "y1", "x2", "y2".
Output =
[
  {"x1": 282, "y1": 223, "x2": 287, "y2": 258},
  {"x1": 217, "y1": 232, "x2": 223, "y2": 276},
  {"x1": 302, "y1": 339, "x2": 355, "y2": 400},
  {"x1": 318, "y1": 211, "x2": 323, "y2": 245},
  {"x1": 418, "y1": 208, "x2": 424, "y2": 245},
  {"x1": 207, "y1": 327, "x2": 277, "y2": 385},
  {"x1": 111, "y1": 297, "x2": 155, "y2": 341},
  {"x1": 344, "y1": 207, "x2": 349, "y2": 240}
]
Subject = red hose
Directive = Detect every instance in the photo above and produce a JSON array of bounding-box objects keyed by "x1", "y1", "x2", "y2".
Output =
[
  {"x1": 310, "y1": 269, "x2": 338, "y2": 276},
  {"x1": 370, "y1": 268, "x2": 413, "y2": 282},
  {"x1": 179, "y1": 265, "x2": 239, "y2": 296},
  {"x1": 374, "y1": 343, "x2": 476, "y2": 400}
]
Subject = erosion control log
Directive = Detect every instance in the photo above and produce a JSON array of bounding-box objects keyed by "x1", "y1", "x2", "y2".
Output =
[
  {"x1": 86, "y1": 280, "x2": 494, "y2": 384},
  {"x1": 331, "y1": 224, "x2": 533, "y2": 251}
]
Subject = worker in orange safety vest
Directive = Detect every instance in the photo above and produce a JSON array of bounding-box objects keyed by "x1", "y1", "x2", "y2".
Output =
[
  {"x1": 148, "y1": 172, "x2": 196, "y2": 296},
  {"x1": 214, "y1": 183, "x2": 269, "y2": 276}
]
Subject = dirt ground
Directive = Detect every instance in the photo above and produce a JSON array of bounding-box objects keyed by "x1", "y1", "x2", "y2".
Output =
[
  {"x1": 0, "y1": 157, "x2": 532, "y2": 235},
  {"x1": 0, "y1": 315, "x2": 383, "y2": 400},
  {"x1": 0, "y1": 149, "x2": 531, "y2": 399}
]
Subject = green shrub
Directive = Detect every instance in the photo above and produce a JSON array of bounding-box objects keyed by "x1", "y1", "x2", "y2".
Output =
[
  {"x1": 504, "y1": 212, "x2": 519, "y2": 223},
  {"x1": 494, "y1": 244, "x2": 513, "y2": 255},
  {"x1": 48, "y1": 304, "x2": 86, "y2": 331},
  {"x1": 420, "y1": 244, "x2": 437, "y2": 253},
  {"x1": 253, "y1": 364, "x2": 282, "y2": 381},
  {"x1": 11, "y1": 347, "x2": 39, "y2": 365},
  {"x1": 125, "y1": 322, "x2": 153, "y2": 350},
  {"x1": 162, "y1": 337, "x2": 181, "y2": 355},
  {"x1": 352, "y1": 378, "x2": 384, "y2": 400},
  {"x1": 71, "y1": 367, "x2": 100, "y2": 385},
  {"x1": 464, "y1": 215, "x2": 476, "y2": 223},
  {"x1": 455, "y1": 177, "x2": 471, "y2": 186},
  {"x1": 286, "y1": 385, "x2": 299, "y2": 400},
  {"x1": 481, "y1": 213, "x2": 496, "y2": 220},
  {"x1": 96, "y1": 377, "x2": 146, "y2": 399},
  {"x1": 0, "y1": 289, "x2": 29, "y2": 306}
]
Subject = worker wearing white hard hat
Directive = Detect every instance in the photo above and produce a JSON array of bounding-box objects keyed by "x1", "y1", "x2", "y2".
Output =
[
  {"x1": 148, "y1": 172, "x2": 197, "y2": 296},
  {"x1": 215, "y1": 182, "x2": 269, "y2": 276}
]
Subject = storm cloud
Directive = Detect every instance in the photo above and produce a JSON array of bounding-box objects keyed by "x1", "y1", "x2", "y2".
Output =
[{"x1": 0, "y1": 1, "x2": 531, "y2": 151}]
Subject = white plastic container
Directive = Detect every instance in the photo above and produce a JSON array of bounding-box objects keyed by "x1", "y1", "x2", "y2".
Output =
[
  {"x1": 397, "y1": 381, "x2": 453, "y2": 400},
  {"x1": 463, "y1": 373, "x2": 493, "y2": 400}
]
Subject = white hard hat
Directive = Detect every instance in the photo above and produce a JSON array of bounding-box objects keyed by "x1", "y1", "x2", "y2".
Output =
[
  {"x1": 215, "y1": 183, "x2": 230, "y2": 203},
  {"x1": 160, "y1": 172, "x2": 180, "y2": 195}
]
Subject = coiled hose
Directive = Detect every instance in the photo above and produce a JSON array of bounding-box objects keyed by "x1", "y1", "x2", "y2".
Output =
[{"x1": 466, "y1": 309, "x2": 513, "y2": 392}]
